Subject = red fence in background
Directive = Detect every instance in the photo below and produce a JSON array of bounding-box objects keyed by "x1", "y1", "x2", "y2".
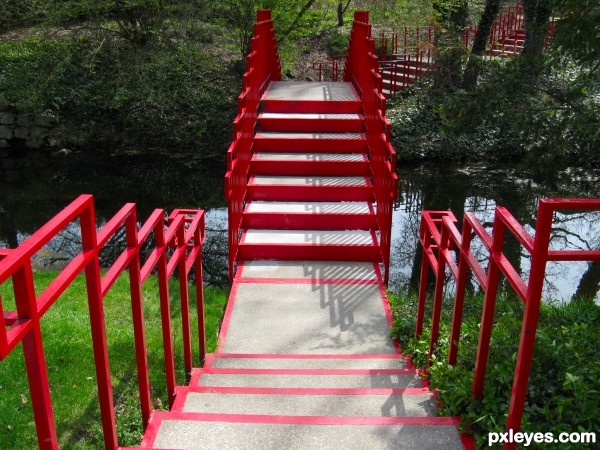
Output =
[
  {"x1": 0, "y1": 195, "x2": 206, "y2": 450},
  {"x1": 344, "y1": 11, "x2": 398, "y2": 284},
  {"x1": 224, "y1": 9, "x2": 281, "y2": 281},
  {"x1": 416, "y1": 199, "x2": 600, "y2": 448}
]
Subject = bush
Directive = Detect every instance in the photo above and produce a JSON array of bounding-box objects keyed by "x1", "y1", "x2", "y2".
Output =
[
  {"x1": 390, "y1": 292, "x2": 600, "y2": 449},
  {"x1": 0, "y1": 36, "x2": 238, "y2": 157}
]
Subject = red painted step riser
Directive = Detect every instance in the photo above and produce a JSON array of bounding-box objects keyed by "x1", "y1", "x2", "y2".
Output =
[
  {"x1": 250, "y1": 160, "x2": 370, "y2": 177},
  {"x1": 242, "y1": 213, "x2": 377, "y2": 230},
  {"x1": 254, "y1": 138, "x2": 367, "y2": 153},
  {"x1": 238, "y1": 244, "x2": 381, "y2": 262},
  {"x1": 261, "y1": 99, "x2": 363, "y2": 114},
  {"x1": 247, "y1": 186, "x2": 374, "y2": 202},
  {"x1": 258, "y1": 119, "x2": 364, "y2": 133}
]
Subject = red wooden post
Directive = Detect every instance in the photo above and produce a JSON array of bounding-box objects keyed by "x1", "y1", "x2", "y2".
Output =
[
  {"x1": 472, "y1": 213, "x2": 505, "y2": 399},
  {"x1": 125, "y1": 209, "x2": 152, "y2": 428},
  {"x1": 13, "y1": 263, "x2": 58, "y2": 450},
  {"x1": 429, "y1": 220, "x2": 449, "y2": 361},
  {"x1": 81, "y1": 201, "x2": 119, "y2": 450}
]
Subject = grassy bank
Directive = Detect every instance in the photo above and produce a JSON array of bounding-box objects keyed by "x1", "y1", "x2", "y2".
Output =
[
  {"x1": 390, "y1": 292, "x2": 600, "y2": 449},
  {"x1": 0, "y1": 271, "x2": 228, "y2": 449}
]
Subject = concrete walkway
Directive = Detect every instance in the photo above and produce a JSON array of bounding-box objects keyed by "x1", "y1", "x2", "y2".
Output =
[{"x1": 140, "y1": 82, "x2": 468, "y2": 449}]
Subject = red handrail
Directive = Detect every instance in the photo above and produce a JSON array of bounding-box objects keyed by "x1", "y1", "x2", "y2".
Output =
[
  {"x1": 225, "y1": 9, "x2": 281, "y2": 281},
  {"x1": 416, "y1": 198, "x2": 600, "y2": 448},
  {"x1": 344, "y1": 11, "x2": 398, "y2": 284},
  {"x1": 0, "y1": 195, "x2": 207, "y2": 450}
]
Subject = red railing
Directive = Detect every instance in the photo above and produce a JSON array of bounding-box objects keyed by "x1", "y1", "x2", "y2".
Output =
[
  {"x1": 225, "y1": 9, "x2": 281, "y2": 281},
  {"x1": 0, "y1": 194, "x2": 207, "y2": 450},
  {"x1": 463, "y1": 1, "x2": 555, "y2": 56},
  {"x1": 416, "y1": 198, "x2": 600, "y2": 447},
  {"x1": 344, "y1": 11, "x2": 398, "y2": 284},
  {"x1": 312, "y1": 55, "x2": 344, "y2": 82}
]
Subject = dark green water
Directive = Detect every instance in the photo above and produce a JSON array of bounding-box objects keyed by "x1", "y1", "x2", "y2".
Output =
[{"x1": 1, "y1": 154, "x2": 599, "y2": 300}]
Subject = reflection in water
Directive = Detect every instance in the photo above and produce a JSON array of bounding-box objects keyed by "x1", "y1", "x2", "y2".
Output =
[
  {"x1": 1, "y1": 157, "x2": 599, "y2": 300},
  {"x1": 389, "y1": 164, "x2": 600, "y2": 303}
]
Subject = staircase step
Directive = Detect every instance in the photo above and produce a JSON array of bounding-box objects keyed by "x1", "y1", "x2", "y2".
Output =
[
  {"x1": 239, "y1": 229, "x2": 379, "y2": 261},
  {"x1": 261, "y1": 81, "x2": 363, "y2": 114},
  {"x1": 178, "y1": 389, "x2": 436, "y2": 417},
  {"x1": 146, "y1": 412, "x2": 465, "y2": 450},
  {"x1": 251, "y1": 152, "x2": 370, "y2": 176},
  {"x1": 193, "y1": 368, "x2": 421, "y2": 389},
  {"x1": 247, "y1": 176, "x2": 373, "y2": 201},
  {"x1": 206, "y1": 354, "x2": 406, "y2": 370},
  {"x1": 258, "y1": 113, "x2": 364, "y2": 133},
  {"x1": 220, "y1": 282, "x2": 395, "y2": 354},
  {"x1": 254, "y1": 132, "x2": 367, "y2": 153},
  {"x1": 239, "y1": 260, "x2": 380, "y2": 280},
  {"x1": 243, "y1": 201, "x2": 376, "y2": 230}
]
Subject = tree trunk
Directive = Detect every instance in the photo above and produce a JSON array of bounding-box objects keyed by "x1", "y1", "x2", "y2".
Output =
[
  {"x1": 432, "y1": 0, "x2": 469, "y2": 92},
  {"x1": 522, "y1": 0, "x2": 552, "y2": 57},
  {"x1": 463, "y1": 0, "x2": 501, "y2": 90},
  {"x1": 572, "y1": 261, "x2": 600, "y2": 302},
  {"x1": 337, "y1": 3, "x2": 344, "y2": 26},
  {"x1": 279, "y1": 0, "x2": 317, "y2": 44}
]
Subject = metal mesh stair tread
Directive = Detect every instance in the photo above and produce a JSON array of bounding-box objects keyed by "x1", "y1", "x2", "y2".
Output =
[
  {"x1": 255, "y1": 131, "x2": 365, "y2": 140},
  {"x1": 262, "y1": 81, "x2": 359, "y2": 101}
]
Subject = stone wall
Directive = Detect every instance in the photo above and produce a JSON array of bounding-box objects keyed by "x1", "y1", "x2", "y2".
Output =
[{"x1": 0, "y1": 102, "x2": 61, "y2": 182}]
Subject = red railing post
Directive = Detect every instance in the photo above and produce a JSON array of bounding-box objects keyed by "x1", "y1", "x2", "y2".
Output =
[
  {"x1": 155, "y1": 216, "x2": 177, "y2": 406},
  {"x1": 13, "y1": 263, "x2": 58, "y2": 450},
  {"x1": 429, "y1": 219, "x2": 449, "y2": 360},
  {"x1": 125, "y1": 209, "x2": 152, "y2": 428},
  {"x1": 472, "y1": 212, "x2": 505, "y2": 399},
  {"x1": 194, "y1": 220, "x2": 206, "y2": 362},
  {"x1": 81, "y1": 201, "x2": 119, "y2": 450},
  {"x1": 176, "y1": 221, "x2": 193, "y2": 378},
  {"x1": 415, "y1": 218, "x2": 431, "y2": 337},
  {"x1": 448, "y1": 217, "x2": 473, "y2": 365},
  {"x1": 504, "y1": 200, "x2": 553, "y2": 441}
]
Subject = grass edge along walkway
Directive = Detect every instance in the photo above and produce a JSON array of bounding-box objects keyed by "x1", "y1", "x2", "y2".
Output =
[
  {"x1": 389, "y1": 292, "x2": 600, "y2": 449},
  {"x1": 0, "y1": 271, "x2": 228, "y2": 449}
]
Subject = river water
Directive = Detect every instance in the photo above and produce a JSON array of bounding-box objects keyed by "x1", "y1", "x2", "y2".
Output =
[{"x1": 1, "y1": 154, "x2": 599, "y2": 302}]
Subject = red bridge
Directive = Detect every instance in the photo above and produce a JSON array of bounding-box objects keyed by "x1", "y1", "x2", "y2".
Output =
[{"x1": 1, "y1": 9, "x2": 598, "y2": 450}]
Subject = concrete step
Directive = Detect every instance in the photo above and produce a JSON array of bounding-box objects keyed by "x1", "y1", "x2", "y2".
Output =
[
  {"x1": 238, "y1": 260, "x2": 380, "y2": 281},
  {"x1": 238, "y1": 229, "x2": 380, "y2": 261},
  {"x1": 247, "y1": 175, "x2": 373, "y2": 201},
  {"x1": 242, "y1": 201, "x2": 376, "y2": 230},
  {"x1": 177, "y1": 389, "x2": 437, "y2": 417},
  {"x1": 145, "y1": 412, "x2": 465, "y2": 449},
  {"x1": 261, "y1": 81, "x2": 363, "y2": 114},
  {"x1": 258, "y1": 113, "x2": 364, "y2": 133},
  {"x1": 254, "y1": 132, "x2": 367, "y2": 153},
  {"x1": 206, "y1": 354, "x2": 407, "y2": 370},
  {"x1": 251, "y1": 152, "x2": 370, "y2": 176},
  {"x1": 193, "y1": 368, "x2": 421, "y2": 389},
  {"x1": 218, "y1": 282, "x2": 395, "y2": 354}
]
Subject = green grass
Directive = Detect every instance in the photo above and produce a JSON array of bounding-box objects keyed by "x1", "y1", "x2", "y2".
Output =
[
  {"x1": 390, "y1": 291, "x2": 600, "y2": 449},
  {"x1": 0, "y1": 271, "x2": 228, "y2": 449}
]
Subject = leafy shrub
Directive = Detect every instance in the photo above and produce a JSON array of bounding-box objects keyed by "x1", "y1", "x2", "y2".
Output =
[
  {"x1": 390, "y1": 292, "x2": 600, "y2": 449},
  {"x1": 0, "y1": 36, "x2": 238, "y2": 158},
  {"x1": 328, "y1": 30, "x2": 349, "y2": 56}
]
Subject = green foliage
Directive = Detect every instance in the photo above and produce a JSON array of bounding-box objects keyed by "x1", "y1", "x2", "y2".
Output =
[
  {"x1": 390, "y1": 292, "x2": 600, "y2": 449},
  {"x1": 0, "y1": 272, "x2": 228, "y2": 448},
  {"x1": 0, "y1": 36, "x2": 238, "y2": 157},
  {"x1": 328, "y1": 29, "x2": 349, "y2": 56},
  {"x1": 387, "y1": 55, "x2": 600, "y2": 169}
]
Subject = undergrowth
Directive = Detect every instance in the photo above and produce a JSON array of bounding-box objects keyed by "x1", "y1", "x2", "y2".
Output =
[{"x1": 389, "y1": 291, "x2": 600, "y2": 449}]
